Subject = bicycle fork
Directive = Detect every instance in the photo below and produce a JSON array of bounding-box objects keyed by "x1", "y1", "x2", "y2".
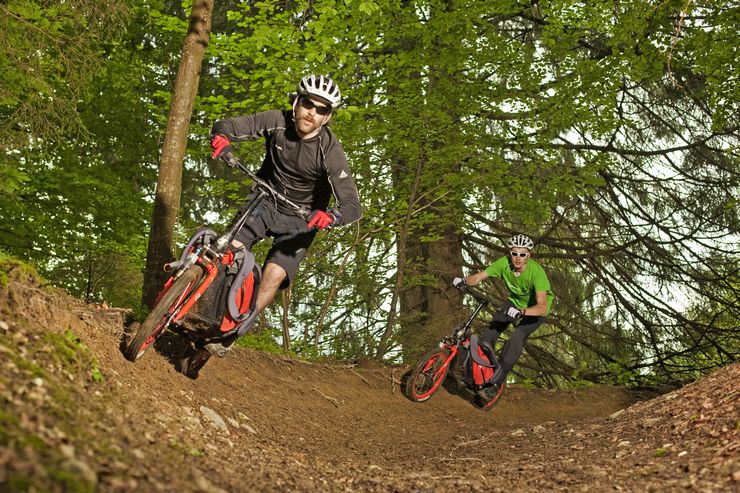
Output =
[
  {"x1": 174, "y1": 272, "x2": 216, "y2": 326},
  {"x1": 427, "y1": 345, "x2": 459, "y2": 382}
]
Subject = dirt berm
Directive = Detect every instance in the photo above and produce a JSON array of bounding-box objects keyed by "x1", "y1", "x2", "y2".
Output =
[{"x1": 0, "y1": 264, "x2": 737, "y2": 492}]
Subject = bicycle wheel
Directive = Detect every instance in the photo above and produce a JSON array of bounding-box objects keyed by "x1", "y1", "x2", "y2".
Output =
[
  {"x1": 124, "y1": 266, "x2": 203, "y2": 362},
  {"x1": 179, "y1": 346, "x2": 212, "y2": 380},
  {"x1": 477, "y1": 383, "x2": 505, "y2": 411},
  {"x1": 406, "y1": 347, "x2": 452, "y2": 402}
]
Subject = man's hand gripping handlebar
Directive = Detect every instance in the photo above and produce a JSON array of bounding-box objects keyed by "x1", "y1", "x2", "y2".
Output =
[{"x1": 452, "y1": 277, "x2": 491, "y2": 305}]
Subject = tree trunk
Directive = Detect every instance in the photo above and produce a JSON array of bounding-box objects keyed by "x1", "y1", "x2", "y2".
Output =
[
  {"x1": 392, "y1": 0, "x2": 467, "y2": 362},
  {"x1": 397, "y1": 213, "x2": 465, "y2": 361},
  {"x1": 142, "y1": 0, "x2": 214, "y2": 308}
]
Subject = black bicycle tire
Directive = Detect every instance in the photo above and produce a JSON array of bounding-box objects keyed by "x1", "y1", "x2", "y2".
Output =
[
  {"x1": 406, "y1": 346, "x2": 451, "y2": 402},
  {"x1": 180, "y1": 346, "x2": 212, "y2": 379},
  {"x1": 477, "y1": 383, "x2": 506, "y2": 411},
  {"x1": 124, "y1": 266, "x2": 203, "y2": 362}
]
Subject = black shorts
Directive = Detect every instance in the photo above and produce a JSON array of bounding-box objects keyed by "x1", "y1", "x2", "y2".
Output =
[{"x1": 232, "y1": 195, "x2": 316, "y2": 289}]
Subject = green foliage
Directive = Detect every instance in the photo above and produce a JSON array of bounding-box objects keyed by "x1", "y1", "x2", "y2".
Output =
[
  {"x1": 1, "y1": 0, "x2": 736, "y2": 387},
  {"x1": 567, "y1": 379, "x2": 595, "y2": 389},
  {"x1": 0, "y1": 0, "x2": 130, "y2": 147},
  {"x1": 5, "y1": 142, "x2": 150, "y2": 305},
  {"x1": 90, "y1": 367, "x2": 105, "y2": 383},
  {"x1": 605, "y1": 361, "x2": 640, "y2": 386},
  {"x1": 518, "y1": 378, "x2": 538, "y2": 390},
  {"x1": 0, "y1": 0, "x2": 169, "y2": 311},
  {"x1": 235, "y1": 327, "x2": 284, "y2": 355}
]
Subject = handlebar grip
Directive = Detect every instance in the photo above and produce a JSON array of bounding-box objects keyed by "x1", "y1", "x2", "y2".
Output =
[
  {"x1": 163, "y1": 260, "x2": 185, "y2": 272},
  {"x1": 222, "y1": 152, "x2": 239, "y2": 168}
]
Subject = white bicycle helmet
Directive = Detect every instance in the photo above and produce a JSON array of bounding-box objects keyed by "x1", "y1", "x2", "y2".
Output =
[
  {"x1": 507, "y1": 234, "x2": 535, "y2": 250},
  {"x1": 297, "y1": 74, "x2": 341, "y2": 108}
]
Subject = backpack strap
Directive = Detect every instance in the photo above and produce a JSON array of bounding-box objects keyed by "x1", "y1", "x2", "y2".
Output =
[
  {"x1": 235, "y1": 265, "x2": 261, "y2": 337},
  {"x1": 469, "y1": 335, "x2": 498, "y2": 369},
  {"x1": 235, "y1": 305, "x2": 260, "y2": 337},
  {"x1": 226, "y1": 248, "x2": 256, "y2": 321},
  {"x1": 179, "y1": 228, "x2": 218, "y2": 262}
]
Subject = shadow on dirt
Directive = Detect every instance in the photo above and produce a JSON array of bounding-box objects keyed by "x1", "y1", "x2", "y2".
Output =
[
  {"x1": 118, "y1": 319, "x2": 191, "y2": 374},
  {"x1": 441, "y1": 376, "x2": 478, "y2": 405}
]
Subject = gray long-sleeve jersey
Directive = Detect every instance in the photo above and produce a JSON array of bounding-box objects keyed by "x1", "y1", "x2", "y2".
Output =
[{"x1": 211, "y1": 110, "x2": 362, "y2": 226}]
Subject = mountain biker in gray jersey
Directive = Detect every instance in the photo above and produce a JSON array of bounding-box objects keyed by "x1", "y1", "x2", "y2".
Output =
[{"x1": 207, "y1": 74, "x2": 362, "y2": 356}]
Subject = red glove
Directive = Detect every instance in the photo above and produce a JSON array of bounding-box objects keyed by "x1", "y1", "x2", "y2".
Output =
[
  {"x1": 307, "y1": 210, "x2": 339, "y2": 230},
  {"x1": 210, "y1": 134, "x2": 233, "y2": 160}
]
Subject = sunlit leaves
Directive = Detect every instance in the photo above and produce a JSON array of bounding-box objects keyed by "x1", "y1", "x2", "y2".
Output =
[{"x1": 4, "y1": 0, "x2": 735, "y2": 380}]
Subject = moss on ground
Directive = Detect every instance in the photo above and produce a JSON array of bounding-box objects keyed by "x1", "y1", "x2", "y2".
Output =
[{"x1": 0, "y1": 252, "x2": 40, "y2": 289}]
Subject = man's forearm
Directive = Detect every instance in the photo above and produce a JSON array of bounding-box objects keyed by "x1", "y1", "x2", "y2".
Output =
[{"x1": 465, "y1": 271, "x2": 488, "y2": 286}]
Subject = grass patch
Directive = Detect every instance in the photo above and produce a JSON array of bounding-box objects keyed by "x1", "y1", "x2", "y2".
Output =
[
  {"x1": 0, "y1": 407, "x2": 20, "y2": 442},
  {"x1": 169, "y1": 437, "x2": 204, "y2": 458},
  {"x1": 236, "y1": 328, "x2": 284, "y2": 355},
  {"x1": 4, "y1": 475, "x2": 33, "y2": 491},
  {"x1": 48, "y1": 468, "x2": 95, "y2": 493},
  {"x1": 43, "y1": 329, "x2": 105, "y2": 384},
  {"x1": 0, "y1": 251, "x2": 40, "y2": 288}
]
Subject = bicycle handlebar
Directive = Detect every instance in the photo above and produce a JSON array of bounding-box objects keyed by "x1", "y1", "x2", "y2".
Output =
[
  {"x1": 455, "y1": 282, "x2": 493, "y2": 305},
  {"x1": 223, "y1": 153, "x2": 310, "y2": 220}
]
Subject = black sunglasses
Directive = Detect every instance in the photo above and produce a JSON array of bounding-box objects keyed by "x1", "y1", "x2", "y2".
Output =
[
  {"x1": 510, "y1": 252, "x2": 529, "y2": 257},
  {"x1": 299, "y1": 97, "x2": 331, "y2": 116}
]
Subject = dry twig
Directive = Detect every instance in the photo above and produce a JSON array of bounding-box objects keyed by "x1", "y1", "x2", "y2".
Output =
[{"x1": 312, "y1": 387, "x2": 342, "y2": 407}]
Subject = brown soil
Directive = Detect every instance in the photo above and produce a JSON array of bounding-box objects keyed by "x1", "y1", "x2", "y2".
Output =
[{"x1": 0, "y1": 266, "x2": 737, "y2": 492}]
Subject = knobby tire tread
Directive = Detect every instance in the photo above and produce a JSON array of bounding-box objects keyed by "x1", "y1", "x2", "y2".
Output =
[
  {"x1": 406, "y1": 347, "x2": 451, "y2": 402},
  {"x1": 124, "y1": 266, "x2": 203, "y2": 362},
  {"x1": 180, "y1": 346, "x2": 212, "y2": 379},
  {"x1": 478, "y1": 383, "x2": 505, "y2": 411}
]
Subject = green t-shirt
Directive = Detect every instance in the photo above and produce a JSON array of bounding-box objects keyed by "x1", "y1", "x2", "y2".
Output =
[{"x1": 484, "y1": 256, "x2": 554, "y2": 314}]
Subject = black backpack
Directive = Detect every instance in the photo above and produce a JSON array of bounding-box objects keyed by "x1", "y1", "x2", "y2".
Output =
[{"x1": 175, "y1": 228, "x2": 261, "y2": 338}]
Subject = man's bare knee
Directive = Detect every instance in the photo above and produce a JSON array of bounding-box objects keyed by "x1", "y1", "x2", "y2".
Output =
[
  {"x1": 262, "y1": 263, "x2": 287, "y2": 286},
  {"x1": 256, "y1": 264, "x2": 287, "y2": 312}
]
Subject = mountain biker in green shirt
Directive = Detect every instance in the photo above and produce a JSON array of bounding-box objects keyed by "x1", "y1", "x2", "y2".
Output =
[{"x1": 454, "y1": 234, "x2": 554, "y2": 401}]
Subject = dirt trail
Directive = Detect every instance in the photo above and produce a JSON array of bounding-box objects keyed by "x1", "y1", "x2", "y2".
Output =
[{"x1": 0, "y1": 266, "x2": 737, "y2": 492}]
